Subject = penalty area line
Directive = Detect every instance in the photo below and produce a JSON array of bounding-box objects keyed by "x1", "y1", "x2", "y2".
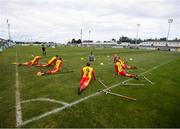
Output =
[{"x1": 19, "y1": 59, "x2": 173, "y2": 127}]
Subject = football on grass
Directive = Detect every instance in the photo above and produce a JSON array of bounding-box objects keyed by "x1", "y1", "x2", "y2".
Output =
[{"x1": 37, "y1": 71, "x2": 42, "y2": 76}]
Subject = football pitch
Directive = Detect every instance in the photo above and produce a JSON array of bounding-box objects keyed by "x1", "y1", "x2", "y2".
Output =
[{"x1": 0, "y1": 46, "x2": 180, "y2": 128}]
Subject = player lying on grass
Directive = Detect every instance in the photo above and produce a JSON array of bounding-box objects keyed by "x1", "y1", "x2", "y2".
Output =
[
  {"x1": 37, "y1": 57, "x2": 63, "y2": 76},
  {"x1": 78, "y1": 62, "x2": 96, "y2": 95},
  {"x1": 36, "y1": 55, "x2": 59, "y2": 67},
  {"x1": 114, "y1": 57, "x2": 138, "y2": 79},
  {"x1": 113, "y1": 54, "x2": 137, "y2": 69},
  {"x1": 12, "y1": 56, "x2": 42, "y2": 66}
]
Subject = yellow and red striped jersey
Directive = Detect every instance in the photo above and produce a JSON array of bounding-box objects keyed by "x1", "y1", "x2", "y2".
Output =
[
  {"x1": 115, "y1": 61, "x2": 123, "y2": 73},
  {"x1": 54, "y1": 59, "x2": 62, "y2": 70},
  {"x1": 31, "y1": 56, "x2": 42, "y2": 65},
  {"x1": 82, "y1": 66, "x2": 96, "y2": 80},
  {"x1": 47, "y1": 56, "x2": 57, "y2": 65}
]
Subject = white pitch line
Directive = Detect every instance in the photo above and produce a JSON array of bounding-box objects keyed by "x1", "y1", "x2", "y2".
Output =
[
  {"x1": 20, "y1": 92, "x2": 101, "y2": 127},
  {"x1": 141, "y1": 60, "x2": 173, "y2": 75},
  {"x1": 19, "y1": 59, "x2": 173, "y2": 127},
  {"x1": 21, "y1": 98, "x2": 69, "y2": 106},
  {"x1": 15, "y1": 47, "x2": 23, "y2": 127}
]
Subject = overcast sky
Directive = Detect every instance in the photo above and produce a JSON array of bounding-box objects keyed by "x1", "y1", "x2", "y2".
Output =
[{"x1": 0, "y1": 0, "x2": 180, "y2": 43}]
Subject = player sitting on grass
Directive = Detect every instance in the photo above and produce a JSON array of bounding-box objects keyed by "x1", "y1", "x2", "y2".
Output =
[
  {"x1": 36, "y1": 55, "x2": 59, "y2": 67},
  {"x1": 12, "y1": 56, "x2": 42, "y2": 66},
  {"x1": 78, "y1": 62, "x2": 96, "y2": 95},
  {"x1": 113, "y1": 54, "x2": 137, "y2": 69},
  {"x1": 37, "y1": 57, "x2": 63, "y2": 76},
  {"x1": 118, "y1": 57, "x2": 137, "y2": 69},
  {"x1": 113, "y1": 54, "x2": 119, "y2": 63},
  {"x1": 114, "y1": 57, "x2": 138, "y2": 79}
]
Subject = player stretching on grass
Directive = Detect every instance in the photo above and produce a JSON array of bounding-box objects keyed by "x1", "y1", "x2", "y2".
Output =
[
  {"x1": 113, "y1": 54, "x2": 119, "y2": 63},
  {"x1": 118, "y1": 57, "x2": 137, "y2": 69},
  {"x1": 114, "y1": 57, "x2": 138, "y2": 79},
  {"x1": 37, "y1": 57, "x2": 63, "y2": 76},
  {"x1": 113, "y1": 54, "x2": 137, "y2": 69},
  {"x1": 78, "y1": 62, "x2": 96, "y2": 95},
  {"x1": 12, "y1": 56, "x2": 42, "y2": 66},
  {"x1": 36, "y1": 55, "x2": 59, "y2": 67}
]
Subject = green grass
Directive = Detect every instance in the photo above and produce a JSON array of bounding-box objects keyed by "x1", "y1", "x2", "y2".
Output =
[{"x1": 0, "y1": 46, "x2": 180, "y2": 128}]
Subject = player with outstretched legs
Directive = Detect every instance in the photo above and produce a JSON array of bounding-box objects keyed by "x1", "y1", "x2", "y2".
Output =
[
  {"x1": 36, "y1": 55, "x2": 59, "y2": 67},
  {"x1": 12, "y1": 56, "x2": 42, "y2": 66},
  {"x1": 78, "y1": 62, "x2": 96, "y2": 95},
  {"x1": 37, "y1": 57, "x2": 63, "y2": 76},
  {"x1": 113, "y1": 54, "x2": 137, "y2": 69},
  {"x1": 114, "y1": 58, "x2": 138, "y2": 79},
  {"x1": 118, "y1": 57, "x2": 137, "y2": 69}
]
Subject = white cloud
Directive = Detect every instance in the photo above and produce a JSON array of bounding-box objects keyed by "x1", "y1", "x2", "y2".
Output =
[{"x1": 0, "y1": 0, "x2": 179, "y2": 42}]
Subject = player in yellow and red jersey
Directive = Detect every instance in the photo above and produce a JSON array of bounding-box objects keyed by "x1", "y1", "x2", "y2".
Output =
[
  {"x1": 36, "y1": 55, "x2": 58, "y2": 67},
  {"x1": 37, "y1": 57, "x2": 63, "y2": 76},
  {"x1": 12, "y1": 56, "x2": 42, "y2": 66},
  {"x1": 113, "y1": 54, "x2": 119, "y2": 63},
  {"x1": 118, "y1": 57, "x2": 137, "y2": 69},
  {"x1": 113, "y1": 54, "x2": 137, "y2": 69},
  {"x1": 114, "y1": 57, "x2": 138, "y2": 79},
  {"x1": 78, "y1": 62, "x2": 96, "y2": 95}
]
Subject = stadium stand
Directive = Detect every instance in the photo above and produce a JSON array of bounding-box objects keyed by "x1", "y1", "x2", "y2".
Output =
[
  {"x1": 0, "y1": 37, "x2": 15, "y2": 52},
  {"x1": 81, "y1": 41, "x2": 117, "y2": 48},
  {"x1": 79, "y1": 41, "x2": 180, "y2": 51},
  {"x1": 139, "y1": 41, "x2": 180, "y2": 51}
]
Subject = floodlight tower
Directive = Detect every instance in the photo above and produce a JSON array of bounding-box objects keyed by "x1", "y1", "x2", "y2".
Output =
[
  {"x1": 166, "y1": 18, "x2": 173, "y2": 40},
  {"x1": 135, "y1": 23, "x2": 140, "y2": 44},
  {"x1": 7, "y1": 19, "x2": 11, "y2": 41},
  {"x1": 80, "y1": 28, "x2": 83, "y2": 42},
  {"x1": 88, "y1": 30, "x2": 91, "y2": 41}
]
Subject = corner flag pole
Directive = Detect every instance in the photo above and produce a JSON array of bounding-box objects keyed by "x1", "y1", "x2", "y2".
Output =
[{"x1": 80, "y1": 29, "x2": 82, "y2": 42}]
